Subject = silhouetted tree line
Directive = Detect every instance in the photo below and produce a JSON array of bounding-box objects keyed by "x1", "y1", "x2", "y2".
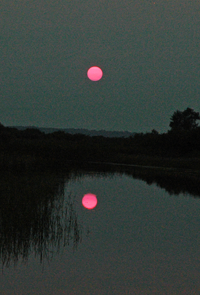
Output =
[{"x1": 0, "y1": 108, "x2": 200, "y2": 170}]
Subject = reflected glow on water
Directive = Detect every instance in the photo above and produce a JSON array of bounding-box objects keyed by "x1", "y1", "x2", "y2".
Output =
[{"x1": 82, "y1": 193, "x2": 97, "y2": 209}]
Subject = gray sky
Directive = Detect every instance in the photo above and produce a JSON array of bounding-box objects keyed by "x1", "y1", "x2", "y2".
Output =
[{"x1": 1, "y1": 0, "x2": 200, "y2": 133}]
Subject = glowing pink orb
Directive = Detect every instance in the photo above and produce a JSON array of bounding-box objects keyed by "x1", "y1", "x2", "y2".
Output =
[
  {"x1": 87, "y1": 66, "x2": 103, "y2": 81},
  {"x1": 82, "y1": 193, "x2": 98, "y2": 209}
]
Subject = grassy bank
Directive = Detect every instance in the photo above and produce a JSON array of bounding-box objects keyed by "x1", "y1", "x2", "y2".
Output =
[
  {"x1": 1, "y1": 151, "x2": 200, "y2": 174},
  {"x1": 113, "y1": 154, "x2": 200, "y2": 171},
  {"x1": 1, "y1": 125, "x2": 200, "y2": 172}
]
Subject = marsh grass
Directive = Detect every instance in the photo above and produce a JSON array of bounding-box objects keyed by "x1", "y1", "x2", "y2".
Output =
[{"x1": 0, "y1": 150, "x2": 200, "y2": 174}]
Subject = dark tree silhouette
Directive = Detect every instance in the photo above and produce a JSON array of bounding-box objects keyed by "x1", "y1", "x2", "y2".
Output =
[
  {"x1": 169, "y1": 108, "x2": 200, "y2": 131},
  {"x1": 151, "y1": 129, "x2": 159, "y2": 135}
]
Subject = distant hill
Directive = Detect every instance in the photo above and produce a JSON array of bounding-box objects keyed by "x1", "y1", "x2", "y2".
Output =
[{"x1": 9, "y1": 126, "x2": 136, "y2": 138}]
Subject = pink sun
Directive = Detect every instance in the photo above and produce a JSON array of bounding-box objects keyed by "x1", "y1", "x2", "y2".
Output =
[
  {"x1": 82, "y1": 193, "x2": 98, "y2": 209},
  {"x1": 87, "y1": 66, "x2": 103, "y2": 81}
]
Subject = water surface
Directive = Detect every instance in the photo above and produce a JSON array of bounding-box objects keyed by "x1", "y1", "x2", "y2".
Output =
[{"x1": 0, "y1": 169, "x2": 199, "y2": 294}]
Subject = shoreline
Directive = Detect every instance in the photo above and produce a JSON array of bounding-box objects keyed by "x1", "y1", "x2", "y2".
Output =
[
  {"x1": 85, "y1": 160, "x2": 200, "y2": 176},
  {"x1": 0, "y1": 152, "x2": 200, "y2": 174}
]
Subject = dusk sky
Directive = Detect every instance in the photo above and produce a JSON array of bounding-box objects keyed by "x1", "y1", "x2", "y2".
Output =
[{"x1": 1, "y1": 0, "x2": 200, "y2": 133}]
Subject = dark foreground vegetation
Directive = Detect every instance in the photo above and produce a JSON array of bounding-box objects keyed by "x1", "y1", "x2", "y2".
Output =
[{"x1": 1, "y1": 108, "x2": 200, "y2": 171}]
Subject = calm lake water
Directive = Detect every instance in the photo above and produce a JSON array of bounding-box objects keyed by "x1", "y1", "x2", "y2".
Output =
[{"x1": 0, "y1": 166, "x2": 200, "y2": 294}]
